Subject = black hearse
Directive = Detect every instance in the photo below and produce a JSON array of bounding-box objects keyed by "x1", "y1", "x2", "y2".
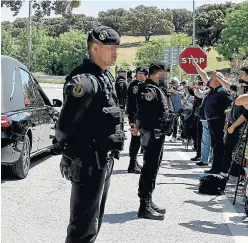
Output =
[{"x1": 1, "y1": 55, "x2": 62, "y2": 179}]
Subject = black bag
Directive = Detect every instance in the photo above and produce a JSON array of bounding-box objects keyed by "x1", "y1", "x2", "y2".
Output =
[{"x1": 199, "y1": 174, "x2": 227, "y2": 195}]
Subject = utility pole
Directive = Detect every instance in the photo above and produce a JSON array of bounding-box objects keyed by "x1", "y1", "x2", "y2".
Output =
[
  {"x1": 191, "y1": 0, "x2": 196, "y2": 82},
  {"x1": 28, "y1": 0, "x2": 32, "y2": 70},
  {"x1": 193, "y1": 0, "x2": 196, "y2": 46}
]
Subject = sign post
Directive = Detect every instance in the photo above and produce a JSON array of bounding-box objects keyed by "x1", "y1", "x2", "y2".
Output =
[{"x1": 164, "y1": 47, "x2": 184, "y2": 81}]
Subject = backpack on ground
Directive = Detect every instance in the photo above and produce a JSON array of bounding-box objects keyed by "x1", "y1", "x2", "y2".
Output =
[{"x1": 199, "y1": 174, "x2": 228, "y2": 195}]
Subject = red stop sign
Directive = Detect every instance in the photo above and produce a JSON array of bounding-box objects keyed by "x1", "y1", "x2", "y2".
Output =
[{"x1": 179, "y1": 47, "x2": 207, "y2": 75}]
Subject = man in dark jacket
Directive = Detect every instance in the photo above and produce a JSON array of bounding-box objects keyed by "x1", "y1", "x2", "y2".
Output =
[{"x1": 192, "y1": 60, "x2": 232, "y2": 174}]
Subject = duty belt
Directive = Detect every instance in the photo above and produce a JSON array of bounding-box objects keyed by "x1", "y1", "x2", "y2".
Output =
[{"x1": 207, "y1": 116, "x2": 220, "y2": 121}]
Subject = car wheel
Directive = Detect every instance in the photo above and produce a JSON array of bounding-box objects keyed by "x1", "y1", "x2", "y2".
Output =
[{"x1": 11, "y1": 134, "x2": 31, "y2": 179}]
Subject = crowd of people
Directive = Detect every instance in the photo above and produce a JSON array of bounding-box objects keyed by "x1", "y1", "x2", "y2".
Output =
[
  {"x1": 115, "y1": 61, "x2": 248, "y2": 178},
  {"x1": 115, "y1": 57, "x2": 248, "y2": 219},
  {"x1": 168, "y1": 63, "x2": 248, "y2": 177}
]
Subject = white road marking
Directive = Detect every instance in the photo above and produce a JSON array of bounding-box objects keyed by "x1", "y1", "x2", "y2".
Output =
[{"x1": 177, "y1": 151, "x2": 248, "y2": 243}]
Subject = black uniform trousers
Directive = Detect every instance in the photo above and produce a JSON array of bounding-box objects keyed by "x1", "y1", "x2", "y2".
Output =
[
  {"x1": 129, "y1": 134, "x2": 141, "y2": 159},
  {"x1": 208, "y1": 117, "x2": 225, "y2": 173},
  {"x1": 138, "y1": 134, "x2": 165, "y2": 199},
  {"x1": 172, "y1": 115, "x2": 179, "y2": 138},
  {"x1": 65, "y1": 156, "x2": 114, "y2": 243},
  {"x1": 191, "y1": 116, "x2": 203, "y2": 156},
  {"x1": 221, "y1": 123, "x2": 244, "y2": 173}
]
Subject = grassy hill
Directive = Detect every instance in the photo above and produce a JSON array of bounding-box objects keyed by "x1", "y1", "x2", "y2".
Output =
[
  {"x1": 117, "y1": 35, "x2": 229, "y2": 71},
  {"x1": 120, "y1": 35, "x2": 171, "y2": 43},
  {"x1": 38, "y1": 34, "x2": 229, "y2": 83}
]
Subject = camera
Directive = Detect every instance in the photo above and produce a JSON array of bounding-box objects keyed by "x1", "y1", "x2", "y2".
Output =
[
  {"x1": 197, "y1": 81, "x2": 204, "y2": 86},
  {"x1": 239, "y1": 79, "x2": 248, "y2": 85}
]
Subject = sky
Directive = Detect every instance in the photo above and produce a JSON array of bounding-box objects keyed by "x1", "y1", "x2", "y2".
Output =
[{"x1": 1, "y1": 0, "x2": 245, "y2": 22}]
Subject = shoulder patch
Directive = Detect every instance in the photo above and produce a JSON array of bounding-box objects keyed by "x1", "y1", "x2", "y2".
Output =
[
  {"x1": 145, "y1": 92, "x2": 154, "y2": 101},
  {"x1": 133, "y1": 86, "x2": 138, "y2": 94},
  {"x1": 141, "y1": 87, "x2": 156, "y2": 101},
  {"x1": 68, "y1": 73, "x2": 99, "y2": 95},
  {"x1": 72, "y1": 83, "x2": 84, "y2": 97}
]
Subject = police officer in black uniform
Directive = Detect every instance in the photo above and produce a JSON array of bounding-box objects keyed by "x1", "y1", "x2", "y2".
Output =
[
  {"x1": 135, "y1": 61, "x2": 170, "y2": 220},
  {"x1": 54, "y1": 25, "x2": 124, "y2": 243},
  {"x1": 126, "y1": 67, "x2": 148, "y2": 173},
  {"x1": 115, "y1": 70, "x2": 129, "y2": 110}
]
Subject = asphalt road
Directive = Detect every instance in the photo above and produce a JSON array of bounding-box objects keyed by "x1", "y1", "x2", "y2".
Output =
[
  {"x1": 2, "y1": 84, "x2": 248, "y2": 243},
  {"x1": 40, "y1": 83, "x2": 63, "y2": 102}
]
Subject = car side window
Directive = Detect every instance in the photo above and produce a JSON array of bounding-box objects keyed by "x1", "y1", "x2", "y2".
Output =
[
  {"x1": 33, "y1": 85, "x2": 46, "y2": 107},
  {"x1": 20, "y1": 68, "x2": 37, "y2": 107},
  {"x1": 30, "y1": 77, "x2": 46, "y2": 107},
  {"x1": 31, "y1": 76, "x2": 52, "y2": 106}
]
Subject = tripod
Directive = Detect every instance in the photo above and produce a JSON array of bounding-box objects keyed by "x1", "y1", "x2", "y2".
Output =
[{"x1": 228, "y1": 121, "x2": 248, "y2": 205}]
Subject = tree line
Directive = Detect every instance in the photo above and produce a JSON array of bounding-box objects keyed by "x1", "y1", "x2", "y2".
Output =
[
  {"x1": 1, "y1": 1, "x2": 248, "y2": 75},
  {"x1": 2, "y1": 2, "x2": 239, "y2": 45}
]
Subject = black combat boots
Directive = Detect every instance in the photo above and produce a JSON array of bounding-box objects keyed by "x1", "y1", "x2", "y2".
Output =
[
  {"x1": 137, "y1": 198, "x2": 164, "y2": 220},
  {"x1": 150, "y1": 196, "x2": 166, "y2": 214},
  {"x1": 128, "y1": 158, "x2": 142, "y2": 174}
]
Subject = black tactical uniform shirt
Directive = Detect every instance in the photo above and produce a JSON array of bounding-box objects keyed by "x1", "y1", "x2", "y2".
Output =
[
  {"x1": 55, "y1": 58, "x2": 119, "y2": 156},
  {"x1": 137, "y1": 79, "x2": 168, "y2": 131},
  {"x1": 126, "y1": 79, "x2": 142, "y2": 124},
  {"x1": 115, "y1": 77, "x2": 128, "y2": 109}
]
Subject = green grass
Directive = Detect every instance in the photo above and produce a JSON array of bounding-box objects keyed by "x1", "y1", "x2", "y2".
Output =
[
  {"x1": 120, "y1": 35, "x2": 171, "y2": 43},
  {"x1": 117, "y1": 47, "x2": 137, "y2": 69},
  {"x1": 38, "y1": 78, "x2": 64, "y2": 84},
  {"x1": 206, "y1": 49, "x2": 229, "y2": 71},
  {"x1": 117, "y1": 35, "x2": 230, "y2": 71},
  {"x1": 33, "y1": 72, "x2": 45, "y2": 76}
]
